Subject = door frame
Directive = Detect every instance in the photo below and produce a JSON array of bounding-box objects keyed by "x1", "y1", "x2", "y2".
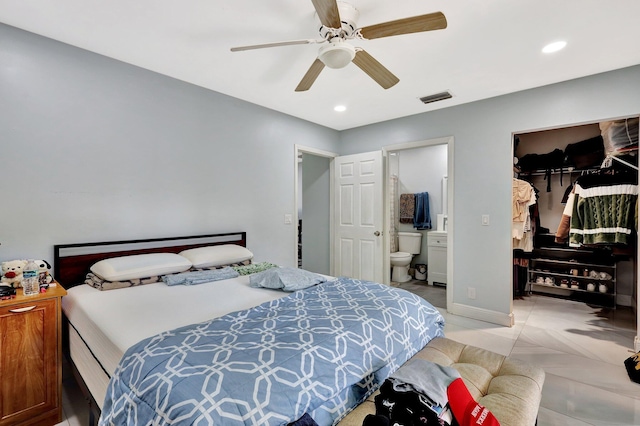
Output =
[
  {"x1": 293, "y1": 145, "x2": 338, "y2": 274},
  {"x1": 382, "y1": 136, "x2": 455, "y2": 310}
]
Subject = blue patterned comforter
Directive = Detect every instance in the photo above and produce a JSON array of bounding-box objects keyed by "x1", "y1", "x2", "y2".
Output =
[{"x1": 99, "y1": 277, "x2": 445, "y2": 426}]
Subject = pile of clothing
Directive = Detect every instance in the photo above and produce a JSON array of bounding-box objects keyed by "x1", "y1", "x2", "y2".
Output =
[{"x1": 363, "y1": 360, "x2": 500, "y2": 426}]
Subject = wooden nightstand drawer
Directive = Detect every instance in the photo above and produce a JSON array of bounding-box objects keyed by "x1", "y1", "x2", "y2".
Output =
[{"x1": 0, "y1": 285, "x2": 66, "y2": 426}]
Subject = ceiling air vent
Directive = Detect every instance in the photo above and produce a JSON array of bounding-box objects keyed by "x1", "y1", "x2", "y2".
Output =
[{"x1": 419, "y1": 91, "x2": 452, "y2": 105}]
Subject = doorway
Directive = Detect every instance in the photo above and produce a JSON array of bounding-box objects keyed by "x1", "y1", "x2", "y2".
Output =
[
  {"x1": 383, "y1": 136, "x2": 454, "y2": 310},
  {"x1": 294, "y1": 145, "x2": 337, "y2": 275},
  {"x1": 511, "y1": 115, "x2": 639, "y2": 350}
]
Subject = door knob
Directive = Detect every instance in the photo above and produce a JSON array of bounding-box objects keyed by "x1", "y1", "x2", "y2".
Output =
[{"x1": 374, "y1": 231, "x2": 381, "y2": 236}]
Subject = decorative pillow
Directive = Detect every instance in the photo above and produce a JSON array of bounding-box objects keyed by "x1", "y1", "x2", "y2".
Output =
[
  {"x1": 85, "y1": 272, "x2": 163, "y2": 291},
  {"x1": 249, "y1": 267, "x2": 326, "y2": 292},
  {"x1": 233, "y1": 262, "x2": 278, "y2": 276},
  {"x1": 179, "y1": 245, "x2": 254, "y2": 268},
  {"x1": 90, "y1": 253, "x2": 192, "y2": 282}
]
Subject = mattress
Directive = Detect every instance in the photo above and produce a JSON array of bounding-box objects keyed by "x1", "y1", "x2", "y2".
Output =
[{"x1": 62, "y1": 275, "x2": 288, "y2": 383}]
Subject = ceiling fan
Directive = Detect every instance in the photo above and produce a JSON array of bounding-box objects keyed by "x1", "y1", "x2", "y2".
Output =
[{"x1": 230, "y1": 0, "x2": 447, "y2": 91}]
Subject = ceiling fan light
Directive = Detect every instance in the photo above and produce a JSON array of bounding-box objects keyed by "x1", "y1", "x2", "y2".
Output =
[{"x1": 318, "y1": 42, "x2": 356, "y2": 69}]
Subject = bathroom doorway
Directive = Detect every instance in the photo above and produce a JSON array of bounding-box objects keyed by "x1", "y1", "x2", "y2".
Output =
[{"x1": 383, "y1": 136, "x2": 454, "y2": 310}]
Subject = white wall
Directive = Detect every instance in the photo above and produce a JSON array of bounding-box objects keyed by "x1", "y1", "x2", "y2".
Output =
[
  {"x1": 0, "y1": 23, "x2": 340, "y2": 274},
  {"x1": 339, "y1": 65, "x2": 640, "y2": 322}
]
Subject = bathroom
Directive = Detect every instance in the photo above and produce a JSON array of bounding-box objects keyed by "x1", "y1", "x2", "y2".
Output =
[{"x1": 388, "y1": 143, "x2": 448, "y2": 285}]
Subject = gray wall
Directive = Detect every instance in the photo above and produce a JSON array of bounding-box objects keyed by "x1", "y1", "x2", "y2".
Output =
[
  {"x1": 0, "y1": 23, "x2": 340, "y2": 272},
  {"x1": 301, "y1": 153, "x2": 331, "y2": 275},
  {"x1": 339, "y1": 64, "x2": 640, "y2": 317}
]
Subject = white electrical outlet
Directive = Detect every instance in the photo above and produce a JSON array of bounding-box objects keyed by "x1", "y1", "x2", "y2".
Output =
[
  {"x1": 467, "y1": 287, "x2": 476, "y2": 299},
  {"x1": 284, "y1": 214, "x2": 292, "y2": 225}
]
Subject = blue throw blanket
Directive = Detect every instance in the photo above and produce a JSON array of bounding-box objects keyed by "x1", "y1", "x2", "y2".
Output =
[
  {"x1": 99, "y1": 278, "x2": 445, "y2": 426},
  {"x1": 162, "y1": 266, "x2": 240, "y2": 286}
]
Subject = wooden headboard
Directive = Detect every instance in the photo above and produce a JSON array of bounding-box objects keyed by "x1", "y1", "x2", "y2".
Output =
[{"x1": 53, "y1": 232, "x2": 247, "y2": 288}]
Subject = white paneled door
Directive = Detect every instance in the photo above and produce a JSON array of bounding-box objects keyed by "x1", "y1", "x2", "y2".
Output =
[{"x1": 333, "y1": 151, "x2": 383, "y2": 282}]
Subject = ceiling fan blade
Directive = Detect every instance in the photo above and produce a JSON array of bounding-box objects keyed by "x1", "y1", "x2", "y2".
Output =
[
  {"x1": 352, "y1": 50, "x2": 399, "y2": 89},
  {"x1": 310, "y1": 0, "x2": 341, "y2": 29},
  {"x1": 231, "y1": 39, "x2": 321, "y2": 52},
  {"x1": 359, "y1": 12, "x2": 447, "y2": 40},
  {"x1": 295, "y1": 58, "x2": 326, "y2": 92}
]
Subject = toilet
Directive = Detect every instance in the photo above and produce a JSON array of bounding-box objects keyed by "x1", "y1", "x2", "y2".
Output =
[{"x1": 390, "y1": 232, "x2": 423, "y2": 283}]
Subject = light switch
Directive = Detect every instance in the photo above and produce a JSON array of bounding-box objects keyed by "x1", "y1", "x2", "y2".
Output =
[
  {"x1": 481, "y1": 214, "x2": 490, "y2": 226},
  {"x1": 284, "y1": 214, "x2": 293, "y2": 225}
]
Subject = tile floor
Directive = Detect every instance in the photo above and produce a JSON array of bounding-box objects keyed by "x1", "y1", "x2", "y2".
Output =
[{"x1": 56, "y1": 286, "x2": 639, "y2": 426}]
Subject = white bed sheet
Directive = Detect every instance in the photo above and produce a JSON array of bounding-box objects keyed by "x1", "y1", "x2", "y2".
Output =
[{"x1": 62, "y1": 275, "x2": 288, "y2": 379}]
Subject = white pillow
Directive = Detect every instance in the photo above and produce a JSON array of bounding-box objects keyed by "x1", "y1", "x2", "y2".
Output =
[
  {"x1": 90, "y1": 253, "x2": 192, "y2": 282},
  {"x1": 179, "y1": 244, "x2": 254, "y2": 268}
]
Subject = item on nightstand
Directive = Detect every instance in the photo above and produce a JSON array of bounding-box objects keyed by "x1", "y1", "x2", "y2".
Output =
[
  {"x1": 0, "y1": 285, "x2": 17, "y2": 300},
  {"x1": 1, "y1": 259, "x2": 27, "y2": 288},
  {"x1": 587, "y1": 283, "x2": 596, "y2": 292},
  {"x1": 22, "y1": 259, "x2": 40, "y2": 296},
  {"x1": 35, "y1": 259, "x2": 53, "y2": 288}
]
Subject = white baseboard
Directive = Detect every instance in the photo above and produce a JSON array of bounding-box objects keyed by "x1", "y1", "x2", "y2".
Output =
[
  {"x1": 449, "y1": 302, "x2": 514, "y2": 327},
  {"x1": 616, "y1": 294, "x2": 632, "y2": 307}
]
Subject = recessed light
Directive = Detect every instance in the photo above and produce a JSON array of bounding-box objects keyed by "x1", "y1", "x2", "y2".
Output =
[
  {"x1": 334, "y1": 105, "x2": 347, "y2": 112},
  {"x1": 542, "y1": 41, "x2": 567, "y2": 54}
]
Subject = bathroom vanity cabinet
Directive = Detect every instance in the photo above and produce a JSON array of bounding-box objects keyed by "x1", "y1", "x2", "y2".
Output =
[{"x1": 427, "y1": 231, "x2": 447, "y2": 286}]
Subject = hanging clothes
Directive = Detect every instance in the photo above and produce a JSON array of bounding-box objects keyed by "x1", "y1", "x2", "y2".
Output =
[
  {"x1": 555, "y1": 186, "x2": 576, "y2": 243},
  {"x1": 570, "y1": 172, "x2": 638, "y2": 247},
  {"x1": 413, "y1": 192, "x2": 432, "y2": 230},
  {"x1": 513, "y1": 178, "x2": 536, "y2": 252}
]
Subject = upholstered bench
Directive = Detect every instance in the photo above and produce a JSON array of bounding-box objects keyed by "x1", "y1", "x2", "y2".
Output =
[{"x1": 339, "y1": 337, "x2": 545, "y2": 426}]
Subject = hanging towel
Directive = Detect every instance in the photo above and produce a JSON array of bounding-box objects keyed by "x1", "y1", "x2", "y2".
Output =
[
  {"x1": 399, "y1": 193, "x2": 415, "y2": 224},
  {"x1": 414, "y1": 192, "x2": 432, "y2": 230}
]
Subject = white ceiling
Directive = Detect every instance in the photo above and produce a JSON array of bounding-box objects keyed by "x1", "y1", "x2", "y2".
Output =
[{"x1": 2, "y1": 0, "x2": 640, "y2": 130}]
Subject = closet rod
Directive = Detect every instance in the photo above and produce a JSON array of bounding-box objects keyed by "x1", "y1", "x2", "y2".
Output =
[{"x1": 609, "y1": 154, "x2": 639, "y2": 171}]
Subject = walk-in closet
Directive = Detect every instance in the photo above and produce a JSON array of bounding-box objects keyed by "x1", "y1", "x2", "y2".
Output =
[{"x1": 512, "y1": 117, "x2": 638, "y2": 317}]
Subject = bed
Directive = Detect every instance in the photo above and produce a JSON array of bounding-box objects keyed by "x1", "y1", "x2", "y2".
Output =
[{"x1": 56, "y1": 232, "x2": 445, "y2": 425}]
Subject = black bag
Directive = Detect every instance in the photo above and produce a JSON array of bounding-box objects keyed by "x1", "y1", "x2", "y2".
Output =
[
  {"x1": 564, "y1": 136, "x2": 605, "y2": 169},
  {"x1": 517, "y1": 148, "x2": 565, "y2": 172},
  {"x1": 624, "y1": 352, "x2": 640, "y2": 384}
]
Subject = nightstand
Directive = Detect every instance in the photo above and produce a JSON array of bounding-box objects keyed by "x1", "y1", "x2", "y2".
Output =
[{"x1": 0, "y1": 283, "x2": 67, "y2": 426}]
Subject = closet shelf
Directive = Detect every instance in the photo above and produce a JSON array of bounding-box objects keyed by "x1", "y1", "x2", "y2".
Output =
[
  {"x1": 528, "y1": 246, "x2": 617, "y2": 308},
  {"x1": 529, "y1": 270, "x2": 614, "y2": 282},
  {"x1": 530, "y1": 258, "x2": 615, "y2": 269},
  {"x1": 530, "y1": 283, "x2": 615, "y2": 296}
]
